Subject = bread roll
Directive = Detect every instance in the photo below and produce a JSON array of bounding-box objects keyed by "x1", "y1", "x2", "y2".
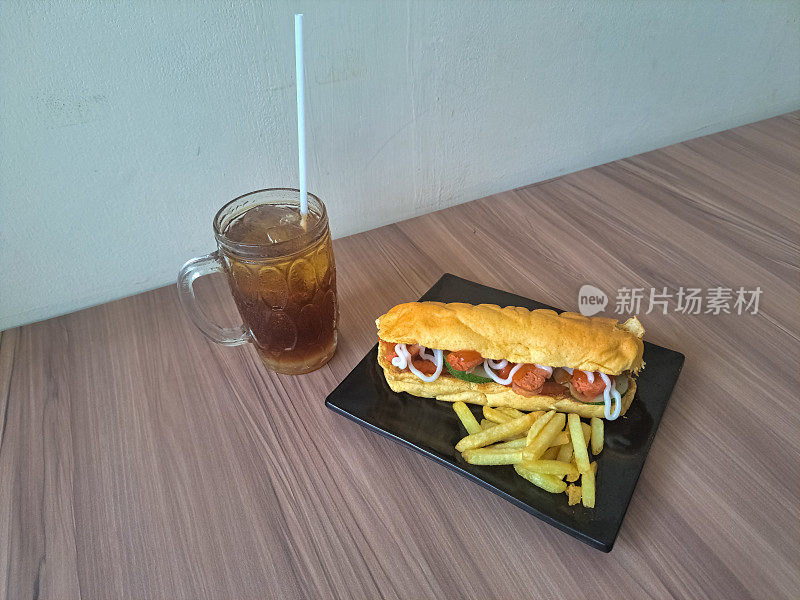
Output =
[{"x1": 376, "y1": 302, "x2": 644, "y2": 375}]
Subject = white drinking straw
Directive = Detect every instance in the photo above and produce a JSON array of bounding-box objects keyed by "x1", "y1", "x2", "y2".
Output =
[{"x1": 294, "y1": 13, "x2": 308, "y2": 226}]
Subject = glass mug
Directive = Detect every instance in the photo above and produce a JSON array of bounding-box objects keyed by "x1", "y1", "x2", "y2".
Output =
[{"x1": 178, "y1": 189, "x2": 338, "y2": 374}]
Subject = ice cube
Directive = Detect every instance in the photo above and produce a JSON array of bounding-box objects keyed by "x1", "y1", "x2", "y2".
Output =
[
  {"x1": 278, "y1": 210, "x2": 301, "y2": 227},
  {"x1": 265, "y1": 224, "x2": 305, "y2": 244}
]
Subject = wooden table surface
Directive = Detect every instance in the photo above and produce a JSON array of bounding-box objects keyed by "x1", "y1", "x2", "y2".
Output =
[{"x1": 2, "y1": 112, "x2": 798, "y2": 600}]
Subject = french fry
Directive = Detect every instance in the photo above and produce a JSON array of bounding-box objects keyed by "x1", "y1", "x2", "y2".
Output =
[
  {"x1": 566, "y1": 484, "x2": 582, "y2": 506},
  {"x1": 483, "y1": 406, "x2": 513, "y2": 424},
  {"x1": 581, "y1": 422, "x2": 592, "y2": 447},
  {"x1": 514, "y1": 464, "x2": 567, "y2": 493},
  {"x1": 548, "y1": 431, "x2": 569, "y2": 448},
  {"x1": 566, "y1": 462, "x2": 580, "y2": 482},
  {"x1": 462, "y1": 448, "x2": 523, "y2": 465},
  {"x1": 590, "y1": 417, "x2": 604, "y2": 455},
  {"x1": 525, "y1": 410, "x2": 544, "y2": 437},
  {"x1": 496, "y1": 407, "x2": 526, "y2": 419},
  {"x1": 518, "y1": 459, "x2": 578, "y2": 478},
  {"x1": 523, "y1": 412, "x2": 566, "y2": 462},
  {"x1": 492, "y1": 438, "x2": 527, "y2": 449},
  {"x1": 556, "y1": 442, "x2": 573, "y2": 464},
  {"x1": 452, "y1": 402, "x2": 481, "y2": 435},
  {"x1": 525, "y1": 411, "x2": 555, "y2": 446},
  {"x1": 582, "y1": 461, "x2": 597, "y2": 508},
  {"x1": 541, "y1": 446, "x2": 559, "y2": 460},
  {"x1": 450, "y1": 408, "x2": 599, "y2": 508},
  {"x1": 568, "y1": 413, "x2": 591, "y2": 474},
  {"x1": 455, "y1": 412, "x2": 538, "y2": 452}
]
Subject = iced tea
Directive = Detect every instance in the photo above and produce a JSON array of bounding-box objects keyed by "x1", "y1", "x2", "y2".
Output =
[{"x1": 217, "y1": 191, "x2": 338, "y2": 374}]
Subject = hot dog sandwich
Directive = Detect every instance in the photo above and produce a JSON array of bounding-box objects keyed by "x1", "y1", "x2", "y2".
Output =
[{"x1": 376, "y1": 302, "x2": 645, "y2": 420}]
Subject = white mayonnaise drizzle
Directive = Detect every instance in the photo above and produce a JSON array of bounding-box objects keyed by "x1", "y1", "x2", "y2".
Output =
[
  {"x1": 392, "y1": 344, "x2": 443, "y2": 383},
  {"x1": 483, "y1": 360, "x2": 524, "y2": 385},
  {"x1": 598, "y1": 372, "x2": 622, "y2": 420},
  {"x1": 418, "y1": 346, "x2": 437, "y2": 362},
  {"x1": 391, "y1": 344, "x2": 409, "y2": 369}
]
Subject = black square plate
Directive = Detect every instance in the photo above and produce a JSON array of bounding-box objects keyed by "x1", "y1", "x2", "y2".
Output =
[{"x1": 326, "y1": 274, "x2": 684, "y2": 551}]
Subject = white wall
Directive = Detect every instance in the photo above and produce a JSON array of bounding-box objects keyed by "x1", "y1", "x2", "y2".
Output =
[{"x1": 1, "y1": 1, "x2": 798, "y2": 330}]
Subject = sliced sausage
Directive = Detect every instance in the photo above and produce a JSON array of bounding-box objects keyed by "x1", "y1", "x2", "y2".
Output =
[
  {"x1": 511, "y1": 364, "x2": 548, "y2": 393},
  {"x1": 446, "y1": 350, "x2": 483, "y2": 371}
]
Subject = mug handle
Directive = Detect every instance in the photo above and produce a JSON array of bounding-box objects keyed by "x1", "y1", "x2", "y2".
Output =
[{"x1": 177, "y1": 251, "x2": 249, "y2": 346}]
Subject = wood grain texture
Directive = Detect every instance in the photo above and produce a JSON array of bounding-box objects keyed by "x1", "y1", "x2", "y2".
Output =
[{"x1": 1, "y1": 112, "x2": 798, "y2": 600}]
